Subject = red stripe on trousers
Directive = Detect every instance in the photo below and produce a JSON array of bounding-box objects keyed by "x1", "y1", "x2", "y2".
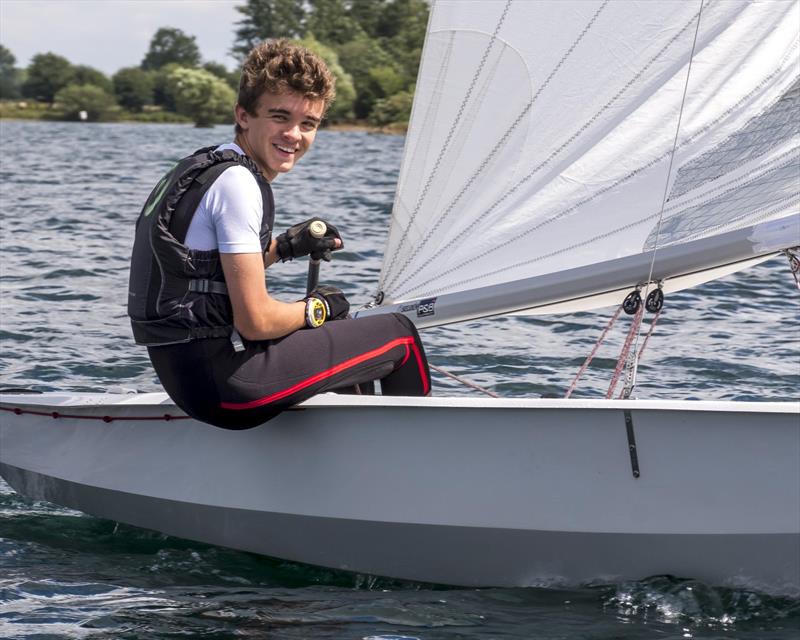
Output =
[
  {"x1": 410, "y1": 340, "x2": 430, "y2": 395},
  {"x1": 220, "y1": 336, "x2": 422, "y2": 410}
]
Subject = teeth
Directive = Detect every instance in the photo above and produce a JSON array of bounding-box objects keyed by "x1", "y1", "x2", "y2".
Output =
[{"x1": 276, "y1": 145, "x2": 295, "y2": 153}]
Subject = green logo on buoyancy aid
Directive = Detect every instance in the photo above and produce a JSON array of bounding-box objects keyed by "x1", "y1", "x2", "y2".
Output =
[{"x1": 142, "y1": 165, "x2": 177, "y2": 217}]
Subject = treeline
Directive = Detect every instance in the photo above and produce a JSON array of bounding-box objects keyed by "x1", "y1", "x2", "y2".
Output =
[
  {"x1": 232, "y1": 0, "x2": 429, "y2": 127},
  {"x1": 0, "y1": 0, "x2": 429, "y2": 129},
  {"x1": 0, "y1": 29, "x2": 239, "y2": 127}
]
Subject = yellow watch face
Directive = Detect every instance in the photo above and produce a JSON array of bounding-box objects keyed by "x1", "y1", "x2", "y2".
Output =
[{"x1": 306, "y1": 297, "x2": 327, "y2": 328}]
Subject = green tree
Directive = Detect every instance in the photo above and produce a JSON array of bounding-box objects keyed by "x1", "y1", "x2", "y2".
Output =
[
  {"x1": 335, "y1": 33, "x2": 393, "y2": 119},
  {"x1": 22, "y1": 52, "x2": 75, "y2": 102},
  {"x1": 381, "y1": 0, "x2": 429, "y2": 86},
  {"x1": 141, "y1": 27, "x2": 201, "y2": 70},
  {"x1": 228, "y1": 0, "x2": 428, "y2": 127},
  {"x1": 349, "y1": 0, "x2": 387, "y2": 38},
  {"x1": 305, "y1": 0, "x2": 361, "y2": 46},
  {"x1": 203, "y1": 61, "x2": 239, "y2": 90},
  {"x1": 169, "y1": 67, "x2": 236, "y2": 127},
  {"x1": 202, "y1": 61, "x2": 229, "y2": 80},
  {"x1": 375, "y1": 0, "x2": 427, "y2": 39},
  {"x1": 72, "y1": 65, "x2": 113, "y2": 94},
  {"x1": 299, "y1": 35, "x2": 355, "y2": 121},
  {"x1": 369, "y1": 87, "x2": 414, "y2": 129},
  {"x1": 151, "y1": 62, "x2": 182, "y2": 110},
  {"x1": 54, "y1": 83, "x2": 117, "y2": 121},
  {"x1": 0, "y1": 44, "x2": 21, "y2": 99},
  {"x1": 113, "y1": 67, "x2": 154, "y2": 112},
  {"x1": 368, "y1": 65, "x2": 404, "y2": 98},
  {"x1": 232, "y1": 0, "x2": 305, "y2": 59}
]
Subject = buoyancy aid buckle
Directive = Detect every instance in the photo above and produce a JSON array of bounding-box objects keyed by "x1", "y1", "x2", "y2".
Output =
[
  {"x1": 230, "y1": 328, "x2": 245, "y2": 352},
  {"x1": 188, "y1": 279, "x2": 229, "y2": 295}
]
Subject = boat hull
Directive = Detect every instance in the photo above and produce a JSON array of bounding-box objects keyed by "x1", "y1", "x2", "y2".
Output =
[{"x1": 1, "y1": 392, "x2": 798, "y2": 590}]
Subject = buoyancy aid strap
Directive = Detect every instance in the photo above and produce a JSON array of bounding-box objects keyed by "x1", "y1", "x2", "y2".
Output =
[
  {"x1": 188, "y1": 279, "x2": 229, "y2": 295},
  {"x1": 190, "y1": 325, "x2": 233, "y2": 340},
  {"x1": 168, "y1": 160, "x2": 241, "y2": 244}
]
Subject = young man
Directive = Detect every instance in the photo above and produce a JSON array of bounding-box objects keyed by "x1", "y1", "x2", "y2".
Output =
[{"x1": 128, "y1": 40, "x2": 430, "y2": 429}]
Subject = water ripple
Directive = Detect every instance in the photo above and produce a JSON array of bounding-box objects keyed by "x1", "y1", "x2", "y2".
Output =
[{"x1": 0, "y1": 120, "x2": 798, "y2": 639}]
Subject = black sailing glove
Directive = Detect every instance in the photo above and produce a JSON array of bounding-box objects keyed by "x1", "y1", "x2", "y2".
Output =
[
  {"x1": 275, "y1": 217, "x2": 342, "y2": 262},
  {"x1": 304, "y1": 285, "x2": 350, "y2": 328}
]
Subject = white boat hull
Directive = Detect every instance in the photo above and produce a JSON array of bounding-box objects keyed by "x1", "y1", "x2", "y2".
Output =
[{"x1": 1, "y1": 392, "x2": 798, "y2": 591}]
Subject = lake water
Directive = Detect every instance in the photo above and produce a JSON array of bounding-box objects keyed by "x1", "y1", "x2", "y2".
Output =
[{"x1": 0, "y1": 120, "x2": 798, "y2": 639}]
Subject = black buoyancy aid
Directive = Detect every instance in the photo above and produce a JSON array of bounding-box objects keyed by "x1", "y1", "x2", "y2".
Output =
[{"x1": 127, "y1": 146, "x2": 274, "y2": 346}]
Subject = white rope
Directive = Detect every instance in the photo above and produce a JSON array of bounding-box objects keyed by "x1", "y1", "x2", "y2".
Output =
[
  {"x1": 607, "y1": 304, "x2": 645, "y2": 399},
  {"x1": 626, "y1": 0, "x2": 705, "y2": 395},
  {"x1": 430, "y1": 363, "x2": 499, "y2": 398},
  {"x1": 620, "y1": 308, "x2": 663, "y2": 399}
]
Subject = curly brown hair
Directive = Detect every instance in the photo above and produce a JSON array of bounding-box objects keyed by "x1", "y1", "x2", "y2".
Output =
[{"x1": 236, "y1": 39, "x2": 336, "y2": 132}]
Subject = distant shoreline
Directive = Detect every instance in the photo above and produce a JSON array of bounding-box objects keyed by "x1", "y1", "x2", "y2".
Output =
[
  {"x1": 0, "y1": 113, "x2": 405, "y2": 135},
  {"x1": 325, "y1": 121, "x2": 405, "y2": 135}
]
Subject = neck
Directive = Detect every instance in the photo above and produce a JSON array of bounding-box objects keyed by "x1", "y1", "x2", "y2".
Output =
[{"x1": 234, "y1": 133, "x2": 277, "y2": 182}]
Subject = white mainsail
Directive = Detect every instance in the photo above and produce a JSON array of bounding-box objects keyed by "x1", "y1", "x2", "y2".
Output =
[{"x1": 359, "y1": 0, "x2": 800, "y2": 327}]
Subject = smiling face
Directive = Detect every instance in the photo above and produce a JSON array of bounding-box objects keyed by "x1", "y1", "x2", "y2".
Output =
[{"x1": 234, "y1": 91, "x2": 325, "y2": 181}]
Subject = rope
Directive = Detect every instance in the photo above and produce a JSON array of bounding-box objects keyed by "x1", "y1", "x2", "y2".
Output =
[
  {"x1": 0, "y1": 406, "x2": 190, "y2": 422},
  {"x1": 564, "y1": 304, "x2": 624, "y2": 398},
  {"x1": 785, "y1": 248, "x2": 800, "y2": 289},
  {"x1": 563, "y1": 299, "x2": 662, "y2": 399},
  {"x1": 606, "y1": 303, "x2": 645, "y2": 399},
  {"x1": 619, "y1": 308, "x2": 663, "y2": 399},
  {"x1": 429, "y1": 363, "x2": 499, "y2": 398},
  {"x1": 626, "y1": 0, "x2": 705, "y2": 392},
  {"x1": 634, "y1": 308, "x2": 662, "y2": 364}
]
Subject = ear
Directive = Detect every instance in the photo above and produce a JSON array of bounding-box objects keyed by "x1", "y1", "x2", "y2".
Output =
[{"x1": 234, "y1": 103, "x2": 250, "y2": 131}]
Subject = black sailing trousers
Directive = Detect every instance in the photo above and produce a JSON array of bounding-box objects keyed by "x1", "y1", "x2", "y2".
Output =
[{"x1": 148, "y1": 312, "x2": 430, "y2": 429}]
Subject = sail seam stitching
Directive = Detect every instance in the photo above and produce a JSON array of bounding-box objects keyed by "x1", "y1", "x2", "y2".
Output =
[
  {"x1": 421, "y1": 189, "x2": 799, "y2": 300},
  {"x1": 380, "y1": 0, "x2": 513, "y2": 290},
  {"x1": 646, "y1": 0, "x2": 707, "y2": 284},
  {"x1": 382, "y1": 0, "x2": 610, "y2": 293},
  {"x1": 420, "y1": 161, "x2": 798, "y2": 298},
  {"x1": 658, "y1": 190, "x2": 800, "y2": 248},
  {"x1": 668, "y1": 84, "x2": 799, "y2": 198},
  {"x1": 390, "y1": 2, "x2": 707, "y2": 296},
  {"x1": 659, "y1": 147, "x2": 799, "y2": 213},
  {"x1": 394, "y1": 30, "x2": 455, "y2": 224},
  {"x1": 629, "y1": 0, "x2": 707, "y2": 394},
  {"x1": 645, "y1": 150, "x2": 800, "y2": 248},
  {"x1": 398, "y1": 40, "x2": 799, "y2": 299}
]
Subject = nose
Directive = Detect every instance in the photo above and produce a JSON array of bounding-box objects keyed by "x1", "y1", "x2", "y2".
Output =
[{"x1": 282, "y1": 123, "x2": 302, "y2": 143}]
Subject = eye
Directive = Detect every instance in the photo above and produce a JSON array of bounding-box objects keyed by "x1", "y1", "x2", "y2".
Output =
[{"x1": 301, "y1": 121, "x2": 318, "y2": 132}]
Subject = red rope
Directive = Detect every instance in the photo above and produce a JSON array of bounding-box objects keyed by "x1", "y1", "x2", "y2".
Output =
[
  {"x1": 606, "y1": 303, "x2": 644, "y2": 399},
  {"x1": 564, "y1": 304, "x2": 623, "y2": 398},
  {"x1": 786, "y1": 248, "x2": 800, "y2": 290},
  {"x1": 616, "y1": 309, "x2": 663, "y2": 399},
  {"x1": 0, "y1": 406, "x2": 190, "y2": 422},
  {"x1": 635, "y1": 308, "x2": 662, "y2": 364}
]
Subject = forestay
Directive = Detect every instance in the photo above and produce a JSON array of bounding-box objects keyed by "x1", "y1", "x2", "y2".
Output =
[{"x1": 360, "y1": 0, "x2": 800, "y2": 328}]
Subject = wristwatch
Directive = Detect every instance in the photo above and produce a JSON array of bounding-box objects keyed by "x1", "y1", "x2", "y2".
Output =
[{"x1": 305, "y1": 296, "x2": 328, "y2": 328}]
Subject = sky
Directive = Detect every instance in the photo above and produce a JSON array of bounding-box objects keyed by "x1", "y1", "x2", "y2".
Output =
[{"x1": 1, "y1": 0, "x2": 243, "y2": 74}]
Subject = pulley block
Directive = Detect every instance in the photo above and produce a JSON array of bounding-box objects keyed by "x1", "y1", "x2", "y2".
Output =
[
  {"x1": 622, "y1": 290, "x2": 641, "y2": 315},
  {"x1": 645, "y1": 288, "x2": 664, "y2": 313}
]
